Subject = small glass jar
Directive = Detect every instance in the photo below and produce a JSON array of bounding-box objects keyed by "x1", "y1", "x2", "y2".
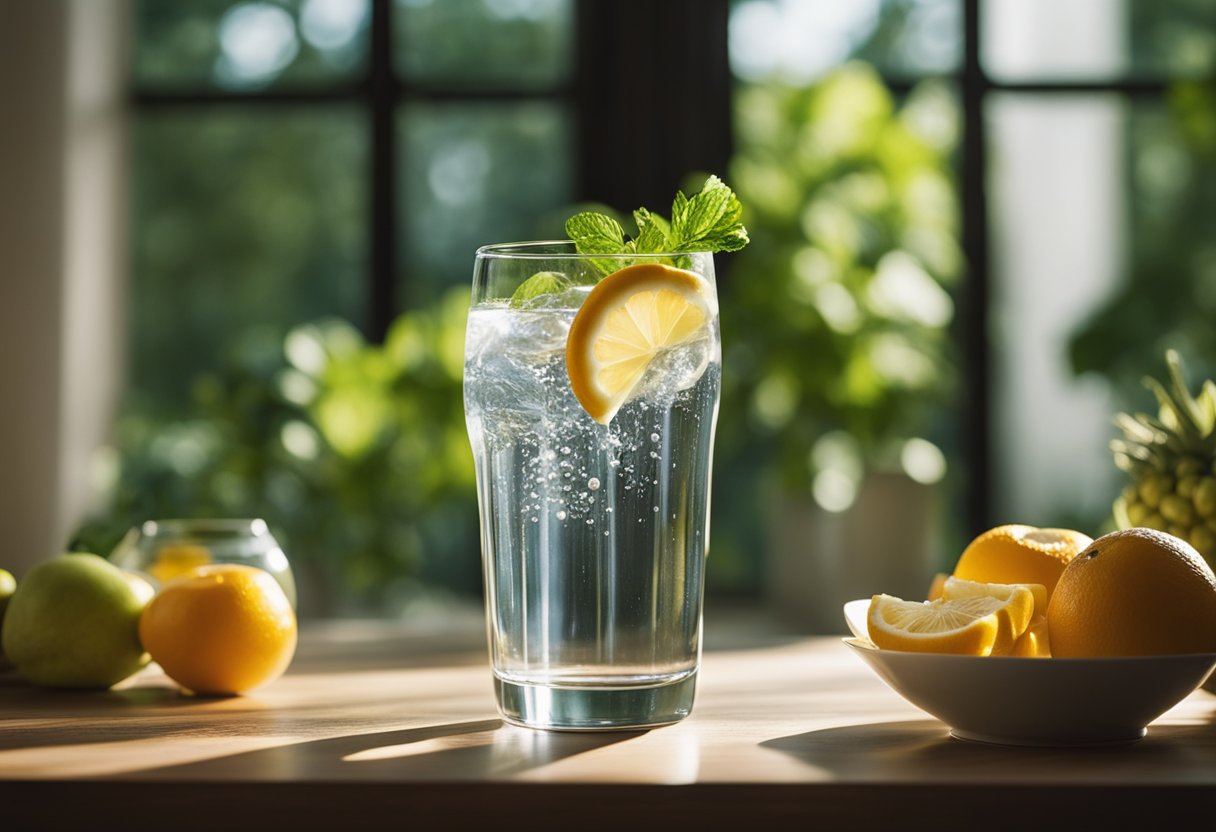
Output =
[{"x1": 109, "y1": 518, "x2": 297, "y2": 610}]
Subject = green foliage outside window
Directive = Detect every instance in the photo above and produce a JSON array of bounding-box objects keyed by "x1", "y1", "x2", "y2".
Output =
[
  {"x1": 721, "y1": 63, "x2": 961, "y2": 484},
  {"x1": 708, "y1": 63, "x2": 963, "y2": 590},
  {"x1": 73, "y1": 290, "x2": 477, "y2": 617}
]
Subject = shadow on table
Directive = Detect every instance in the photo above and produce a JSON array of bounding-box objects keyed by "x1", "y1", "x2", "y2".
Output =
[
  {"x1": 0, "y1": 677, "x2": 290, "y2": 754},
  {"x1": 118, "y1": 719, "x2": 646, "y2": 781},
  {"x1": 762, "y1": 715, "x2": 1216, "y2": 780}
]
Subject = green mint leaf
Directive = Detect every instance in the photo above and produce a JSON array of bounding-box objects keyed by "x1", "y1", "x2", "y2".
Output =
[
  {"x1": 671, "y1": 190, "x2": 691, "y2": 234},
  {"x1": 509, "y1": 271, "x2": 571, "y2": 308},
  {"x1": 632, "y1": 207, "x2": 671, "y2": 254},
  {"x1": 565, "y1": 212, "x2": 627, "y2": 254},
  {"x1": 669, "y1": 174, "x2": 749, "y2": 253}
]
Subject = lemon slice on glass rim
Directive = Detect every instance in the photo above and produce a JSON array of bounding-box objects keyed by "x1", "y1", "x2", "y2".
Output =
[{"x1": 565, "y1": 262, "x2": 715, "y2": 425}]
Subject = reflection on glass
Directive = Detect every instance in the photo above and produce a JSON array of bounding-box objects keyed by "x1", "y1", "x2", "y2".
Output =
[
  {"x1": 398, "y1": 102, "x2": 574, "y2": 306},
  {"x1": 394, "y1": 0, "x2": 573, "y2": 88}
]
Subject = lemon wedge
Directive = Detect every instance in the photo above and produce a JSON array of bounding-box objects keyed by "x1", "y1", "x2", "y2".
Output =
[
  {"x1": 866, "y1": 591, "x2": 1034, "y2": 656},
  {"x1": 565, "y1": 263, "x2": 713, "y2": 424},
  {"x1": 1010, "y1": 615, "x2": 1051, "y2": 657},
  {"x1": 937, "y1": 576, "x2": 1040, "y2": 655}
]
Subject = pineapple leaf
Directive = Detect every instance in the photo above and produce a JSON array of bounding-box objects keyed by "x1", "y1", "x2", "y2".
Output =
[
  {"x1": 1110, "y1": 439, "x2": 1151, "y2": 464},
  {"x1": 1114, "y1": 412, "x2": 1159, "y2": 444},
  {"x1": 1165, "y1": 349, "x2": 1212, "y2": 437},
  {"x1": 1201, "y1": 380, "x2": 1216, "y2": 435},
  {"x1": 1144, "y1": 375, "x2": 1196, "y2": 442}
]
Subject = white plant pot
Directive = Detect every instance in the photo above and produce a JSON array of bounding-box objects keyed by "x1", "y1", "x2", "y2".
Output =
[{"x1": 767, "y1": 471, "x2": 943, "y2": 634}]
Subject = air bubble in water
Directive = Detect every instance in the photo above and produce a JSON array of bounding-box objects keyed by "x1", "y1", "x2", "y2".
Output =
[
  {"x1": 556, "y1": 510, "x2": 567, "y2": 521},
  {"x1": 650, "y1": 432, "x2": 660, "y2": 442},
  {"x1": 560, "y1": 446, "x2": 571, "y2": 455},
  {"x1": 586, "y1": 518, "x2": 595, "y2": 526},
  {"x1": 588, "y1": 477, "x2": 601, "y2": 490}
]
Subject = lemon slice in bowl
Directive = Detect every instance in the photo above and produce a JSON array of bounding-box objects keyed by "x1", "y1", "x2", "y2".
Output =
[
  {"x1": 938, "y1": 576, "x2": 1041, "y2": 655},
  {"x1": 867, "y1": 590, "x2": 1035, "y2": 656},
  {"x1": 565, "y1": 263, "x2": 714, "y2": 425}
]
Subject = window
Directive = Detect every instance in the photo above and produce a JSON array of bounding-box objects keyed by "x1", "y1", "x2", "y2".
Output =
[
  {"x1": 90, "y1": 0, "x2": 1214, "y2": 618},
  {"x1": 724, "y1": 0, "x2": 1216, "y2": 586},
  {"x1": 91, "y1": 0, "x2": 734, "y2": 615}
]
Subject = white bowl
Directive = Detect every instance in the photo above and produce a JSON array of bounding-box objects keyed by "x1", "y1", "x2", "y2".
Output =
[{"x1": 842, "y1": 599, "x2": 1216, "y2": 747}]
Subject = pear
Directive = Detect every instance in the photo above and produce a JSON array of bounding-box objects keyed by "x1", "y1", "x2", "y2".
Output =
[{"x1": 2, "y1": 554, "x2": 152, "y2": 689}]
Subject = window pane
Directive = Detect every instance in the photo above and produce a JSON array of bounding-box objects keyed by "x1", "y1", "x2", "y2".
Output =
[
  {"x1": 132, "y1": 0, "x2": 370, "y2": 90},
  {"x1": 988, "y1": 91, "x2": 1216, "y2": 532},
  {"x1": 730, "y1": 0, "x2": 962, "y2": 83},
  {"x1": 394, "y1": 0, "x2": 574, "y2": 89},
  {"x1": 130, "y1": 108, "x2": 367, "y2": 406},
  {"x1": 982, "y1": 0, "x2": 1216, "y2": 81},
  {"x1": 398, "y1": 101, "x2": 574, "y2": 307}
]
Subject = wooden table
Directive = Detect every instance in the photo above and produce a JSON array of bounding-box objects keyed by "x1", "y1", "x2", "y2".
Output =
[{"x1": 3, "y1": 610, "x2": 1215, "y2": 829}]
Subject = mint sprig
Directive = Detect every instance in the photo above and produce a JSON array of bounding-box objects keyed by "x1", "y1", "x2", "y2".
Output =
[
  {"x1": 509, "y1": 176, "x2": 748, "y2": 306},
  {"x1": 565, "y1": 175, "x2": 750, "y2": 264}
]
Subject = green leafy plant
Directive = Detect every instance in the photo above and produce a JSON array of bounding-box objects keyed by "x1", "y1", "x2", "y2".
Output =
[
  {"x1": 713, "y1": 63, "x2": 961, "y2": 574},
  {"x1": 72, "y1": 289, "x2": 477, "y2": 617}
]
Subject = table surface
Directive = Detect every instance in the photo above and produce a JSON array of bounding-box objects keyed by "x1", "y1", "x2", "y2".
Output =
[{"x1": 3, "y1": 610, "x2": 1215, "y2": 829}]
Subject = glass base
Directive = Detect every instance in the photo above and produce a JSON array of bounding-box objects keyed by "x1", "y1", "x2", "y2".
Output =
[{"x1": 494, "y1": 670, "x2": 698, "y2": 731}]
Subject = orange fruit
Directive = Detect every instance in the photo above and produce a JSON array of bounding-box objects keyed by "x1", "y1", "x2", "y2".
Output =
[
  {"x1": 952, "y1": 524, "x2": 1092, "y2": 602},
  {"x1": 565, "y1": 263, "x2": 714, "y2": 424},
  {"x1": 1047, "y1": 527, "x2": 1216, "y2": 657},
  {"x1": 139, "y1": 564, "x2": 297, "y2": 695}
]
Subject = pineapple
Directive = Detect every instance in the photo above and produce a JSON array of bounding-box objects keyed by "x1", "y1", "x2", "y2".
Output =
[{"x1": 1111, "y1": 350, "x2": 1216, "y2": 566}]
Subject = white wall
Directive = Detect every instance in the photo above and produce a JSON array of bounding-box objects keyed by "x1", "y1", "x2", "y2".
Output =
[{"x1": 0, "y1": 1, "x2": 126, "y2": 577}]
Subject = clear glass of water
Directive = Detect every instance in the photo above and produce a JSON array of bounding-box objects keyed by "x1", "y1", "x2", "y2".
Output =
[{"x1": 464, "y1": 242, "x2": 721, "y2": 730}]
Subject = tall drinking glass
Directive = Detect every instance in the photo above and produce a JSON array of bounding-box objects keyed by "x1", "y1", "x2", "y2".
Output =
[{"x1": 464, "y1": 242, "x2": 721, "y2": 730}]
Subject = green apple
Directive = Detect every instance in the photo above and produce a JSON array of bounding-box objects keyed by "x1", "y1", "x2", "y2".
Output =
[
  {"x1": 2, "y1": 553, "x2": 152, "y2": 689},
  {"x1": 0, "y1": 568, "x2": 16, "y2": 670}
]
